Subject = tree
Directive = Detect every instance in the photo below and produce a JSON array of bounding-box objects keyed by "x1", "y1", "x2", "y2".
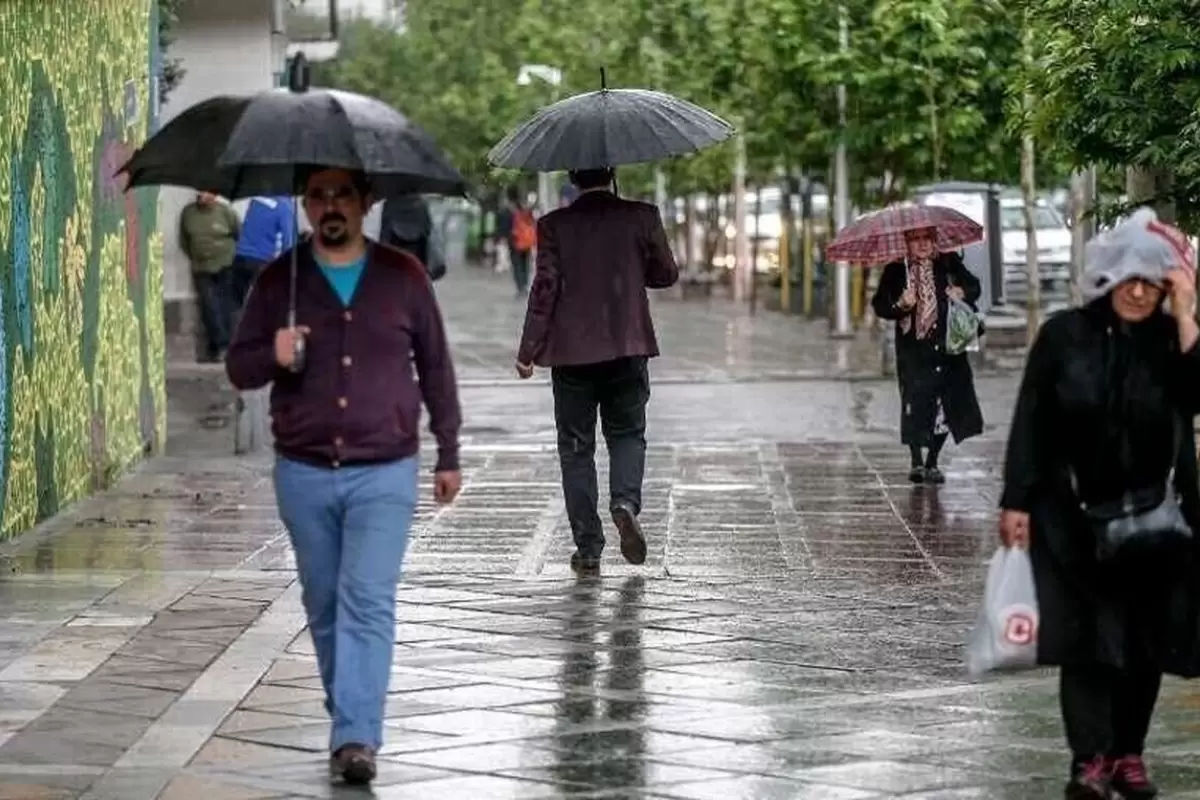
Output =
[
  {"x1": 157, "y1": 0, "x2": 185, "y2": 103},
  {"x1": 1019, "y1": 0, "x2": 1200, "y2": 230}
]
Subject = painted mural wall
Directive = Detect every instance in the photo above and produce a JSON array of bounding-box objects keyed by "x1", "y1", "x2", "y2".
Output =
[{"x1": 0, "y1": 0, "x2": 165, "y2": 538}]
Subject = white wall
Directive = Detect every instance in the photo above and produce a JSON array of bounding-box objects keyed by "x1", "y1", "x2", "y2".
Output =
[{"x1": 159, "y1": 0, "x2": 284, "y2": 302}]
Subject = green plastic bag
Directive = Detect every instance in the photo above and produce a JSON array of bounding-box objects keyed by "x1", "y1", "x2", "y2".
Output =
[{"x1": 945, "y1": 297, "x2": 981, "y2": 355}]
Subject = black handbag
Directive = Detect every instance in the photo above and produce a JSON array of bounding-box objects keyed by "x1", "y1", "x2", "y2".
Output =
[{"x1": 1069, "y1": 416, "x2": 1192, "y2": 561}]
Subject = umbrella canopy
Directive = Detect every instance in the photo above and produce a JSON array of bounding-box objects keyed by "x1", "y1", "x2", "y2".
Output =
[
  {"x1": 825, "y1": 204, "x2": 984, "y2": 266},
  {"x1": 488, "y1": 84, "x2": 735, "y2": 172},
  {"x1": 119, "y1": 87, "x2": 467, "y2": 199}
]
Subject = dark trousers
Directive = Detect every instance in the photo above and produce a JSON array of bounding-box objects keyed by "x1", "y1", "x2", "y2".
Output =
[
  {"x1": 510, "y1": 245, "x2": 531, "y2": 294},
  {"x1": 193, "y1": 269, "x2": 231, "y2": 358},
  {"x1": 551, "y1": 357, "x2": 650, "y2": 558},
  {"x1": 229, "y1": 255, "x2": 267, "y2": 311},
  {"x1": 1060, "y1": 665, "x2": 1162, "y2": 760}
]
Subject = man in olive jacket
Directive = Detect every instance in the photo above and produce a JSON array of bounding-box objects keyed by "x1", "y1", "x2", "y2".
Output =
[{"x1": 179, "y1": 191, "x2": 239, "y2": 360}]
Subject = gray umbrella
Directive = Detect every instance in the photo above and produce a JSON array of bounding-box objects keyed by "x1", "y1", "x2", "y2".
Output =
[
  {"x1": 488, "y1": 75, "x2": 735, "y2": 171},
  {"x1": 119, "y1": 60, "x2": 466, "y2": 198}
]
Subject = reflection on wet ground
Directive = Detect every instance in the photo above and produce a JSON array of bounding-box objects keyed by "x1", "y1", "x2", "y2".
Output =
[{"x1": 1, "y1": 268, "x2": 1199, "y2": 798}]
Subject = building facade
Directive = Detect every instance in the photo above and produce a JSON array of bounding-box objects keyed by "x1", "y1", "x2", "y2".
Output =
[
  {"x1": 0, "y1": 0, "x2": 165, "y2": 538},
  {"x1": 160, "y1": 0, "x2": 288, "y2": 351}
]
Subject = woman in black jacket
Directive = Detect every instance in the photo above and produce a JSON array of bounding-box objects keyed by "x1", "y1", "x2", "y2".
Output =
[
  {"x1": 999, "y1": 208, "x2": 1200, "y2": 799},
  {"x1": 871, "y1": 227, "x2": 984, "y2": 483}
]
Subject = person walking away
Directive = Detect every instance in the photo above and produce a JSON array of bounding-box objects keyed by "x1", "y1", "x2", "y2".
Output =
[
  {"x1": 179, "y1": 191, "x2": 239, "y2": 361},
  {"x1": 999, "y1": 208, "x2": 1200, "y2": 800},
  {"x1": 492, "y1": 192, "x2": 513, "y2": 274},
  {"x1": 230, "y1": 194, "x2": 298, "y2": 309},
  {"x1": 515, "y1": 167, "x2": 679, "y2": 576},
  {"x1": 225, "y1": 167, "x2": 463, "y2": 785},
  {"x1": 560, "y1": 182, "x2": 579, "y2": 208},
  {"x1": 379, "y1": 194, "x2": 446, "y2": 281},
  {"x1": 871, "y1": 228, "x2": 984, "y2": 483},
  {"x1": 509, "y1": 190, "x2": 537, "y2": 296}
]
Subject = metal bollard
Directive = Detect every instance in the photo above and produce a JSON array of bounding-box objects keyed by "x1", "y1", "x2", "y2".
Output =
[{"x1": 234, "y1": 387, "x2": 270, "y2": 455}]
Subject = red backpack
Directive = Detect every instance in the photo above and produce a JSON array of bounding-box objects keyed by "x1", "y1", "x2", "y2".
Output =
[{"x1": 512, "y1": 209, "x2": 536, "y2": 252}]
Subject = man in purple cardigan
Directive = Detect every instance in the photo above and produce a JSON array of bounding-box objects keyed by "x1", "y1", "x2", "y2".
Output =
[{"x1": 226, "y1": 167, "x2": 462, "y2": 785}]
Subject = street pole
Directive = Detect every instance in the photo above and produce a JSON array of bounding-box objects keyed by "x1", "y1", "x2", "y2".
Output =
[
  {"x1": 655, "y1": 170, "x2": 667, "y2": 220},
  {"x1": 832, "y1": 5, "x2": 853, "y2": 338},
  {"x1": 517, "y1": 64, "x2": 562, "y2": 216}
]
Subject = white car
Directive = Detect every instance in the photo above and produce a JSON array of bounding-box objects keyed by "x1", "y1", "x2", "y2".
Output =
[{"x1": 1000, "y1": 200, "x2": 1071, "y2": 269}]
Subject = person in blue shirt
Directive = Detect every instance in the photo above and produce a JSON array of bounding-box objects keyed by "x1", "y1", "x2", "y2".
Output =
[{"x1": 229, "y1": 195, "x2": 298, "y2": 311}]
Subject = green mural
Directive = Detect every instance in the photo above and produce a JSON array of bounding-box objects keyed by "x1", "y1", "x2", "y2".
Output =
[{"x1": 0, "y1": 0, "x2": 165, "y2": 538}]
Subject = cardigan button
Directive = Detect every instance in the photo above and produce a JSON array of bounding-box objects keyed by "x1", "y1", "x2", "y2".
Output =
[
  {"x1": 342, "y1": 355, "x2": 352, "y2": 367},
  {"x1": 331, "y1": 459, "x2": 341, "y2": 469},
  {"x1": 334, "y1": 436, "x2": 344, "y2": 447},
  {"x1": 337, "y1": 397, "x2": 348, "y2": 409},
  {"x1": 343, "y1": 310, "x2": 353, "y2": 322}
]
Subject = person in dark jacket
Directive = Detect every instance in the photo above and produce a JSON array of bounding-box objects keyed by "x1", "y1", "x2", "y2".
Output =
[
  {"x1": 999, "y1": 208, "x2": 1200, "y2": 799},
  {"x1": 515, "y1": 168, "x2": 679, "y2": 576},
  {"x1": 871, "y1": 228, "x2": 984, "y2": 483},
  {"x1": 225, "y1": 167, "x2": 462, "y2": 786},
  {"x1": 379, "y1": 194, "x2": 445, "y2": 281}
]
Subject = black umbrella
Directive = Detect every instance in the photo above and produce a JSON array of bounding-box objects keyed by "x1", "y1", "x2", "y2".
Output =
[
  {"x1": 118, "y1": 56, "x2": 467, "y2": 198},
  {"x1": 488, "y1": 70, "x2": 735, "y2": 172}
]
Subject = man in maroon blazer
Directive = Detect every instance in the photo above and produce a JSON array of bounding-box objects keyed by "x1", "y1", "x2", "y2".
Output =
[
  {"x1": 516, "y1": 167, "x2": 679, "y2": 576},
  {"x1": 226, "y1": 167, "x2": 462, "y2": 785}
]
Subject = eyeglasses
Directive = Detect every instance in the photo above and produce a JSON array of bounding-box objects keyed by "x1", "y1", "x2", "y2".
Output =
[{"x1": 305, "y1": 186, "x2": 356, "y2": 204}]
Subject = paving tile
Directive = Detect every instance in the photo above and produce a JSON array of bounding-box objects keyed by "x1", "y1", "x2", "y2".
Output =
[{"x1": 0, "y1": 267, "x2": 1196, "y2": 798}]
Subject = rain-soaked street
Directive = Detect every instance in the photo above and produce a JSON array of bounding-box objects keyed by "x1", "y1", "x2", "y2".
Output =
[{"x1": 2, "y1": 267, "x2": 1200, "y2": 800}]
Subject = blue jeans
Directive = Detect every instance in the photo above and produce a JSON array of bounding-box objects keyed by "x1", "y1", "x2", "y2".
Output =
[{"x1": 273, "y1": 456, "x2": 419, "y2": 752}]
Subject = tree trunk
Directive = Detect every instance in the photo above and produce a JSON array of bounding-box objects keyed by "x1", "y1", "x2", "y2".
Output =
[
  {"x1": 1020, "y1": 92, "x2": 1040, "y2": 344},
  {"x1": 733, "y1": 133, "x2": 749, "y2": 302},
  {"x1": 1126, "y1": 166, "x2": 1177, "y2": 223},
  {"x1": 1068, "y1": 169, "x2": 1092, "y2": 307},
  {"x1": 682, "y1": 195, "x2": 695, "y2": 271}
]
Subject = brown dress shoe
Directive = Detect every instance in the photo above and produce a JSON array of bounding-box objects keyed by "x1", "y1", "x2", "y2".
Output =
[
  {"x1": 333, "y1": 743, "x2": 376, "y2": 785},
  {"x1": 611, "y1": 502, "x2": 647, "y2": 565}
]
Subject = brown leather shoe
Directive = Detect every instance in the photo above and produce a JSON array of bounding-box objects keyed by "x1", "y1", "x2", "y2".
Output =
[
  {"x1": 333, "y1": 743, "x2": 376, "y2": 785},
  {"x1": 611, "y1": 502, "x2": 647, "y2": 565}
]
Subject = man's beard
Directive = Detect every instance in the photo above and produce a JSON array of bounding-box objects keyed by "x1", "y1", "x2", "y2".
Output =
[{"x1": 317, "y1": 215, "x2": 350, "y2": 247}]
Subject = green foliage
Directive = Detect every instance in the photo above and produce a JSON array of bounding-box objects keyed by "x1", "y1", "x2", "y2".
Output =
[
  {"x1": 314, "y1": 0, "x2": 1079, "y2": 202},
  {"x1": 1018, "y1": 0, "x2": 1200, "y2": 229},
  {"x1": 156, "y1": 0, "x2": 184, "y2": 103}
]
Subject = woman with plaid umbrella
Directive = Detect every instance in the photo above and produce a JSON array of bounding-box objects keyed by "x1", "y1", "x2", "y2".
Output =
[{"x1": 866, "y1": 221, "x2": 984, "y2": 482}]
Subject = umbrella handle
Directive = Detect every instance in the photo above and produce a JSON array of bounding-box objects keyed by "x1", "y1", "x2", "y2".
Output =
[{"x1": 286, "y1": 194, "x2": 306, "y2": 373}]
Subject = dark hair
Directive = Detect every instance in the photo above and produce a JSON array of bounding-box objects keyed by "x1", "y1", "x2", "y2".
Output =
[
  {"x1": 506, "y1": 186, "x2": 522, "y2": 205},
  {"x1": 569, "y1": 168, "x2": 614, "y2": 190},
  {"x1": 295, "y1": 165, "x2": 371, "y2": 201}
]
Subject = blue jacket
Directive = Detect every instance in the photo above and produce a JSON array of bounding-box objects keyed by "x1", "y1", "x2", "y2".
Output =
[{"x1": 235, "y1": 196, "x2": 297, "y2": 262}]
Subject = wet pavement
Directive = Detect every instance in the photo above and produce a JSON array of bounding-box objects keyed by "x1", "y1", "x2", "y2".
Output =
[{"x1": 1, "y1": 267, "x2": 1200, "y2": 798}]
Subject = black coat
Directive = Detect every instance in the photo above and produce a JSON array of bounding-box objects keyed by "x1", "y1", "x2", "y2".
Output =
[
  {"x1": 871, "y1": 253, "x2": 984, "y2": 446},
  {"x1": 380, "y1": 196, "x2": 446, "y2": 281},
  {"x1": 1000, "y1": 300, "x2": 1200, "y2": 675}
]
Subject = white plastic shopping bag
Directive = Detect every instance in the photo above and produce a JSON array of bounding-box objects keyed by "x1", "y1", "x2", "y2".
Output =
[{"x1": 966, "y1": 547, "x2": 1040, "y2": 676}]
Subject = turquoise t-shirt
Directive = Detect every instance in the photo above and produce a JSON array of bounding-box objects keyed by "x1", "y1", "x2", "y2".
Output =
[{"x1": 317, "y1": 254, "x2": 367, "y2": 306}]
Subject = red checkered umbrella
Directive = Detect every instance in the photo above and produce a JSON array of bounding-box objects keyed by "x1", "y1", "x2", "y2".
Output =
[{"x1": 825, "y1": 204, "x2": 984, "y2": 266}]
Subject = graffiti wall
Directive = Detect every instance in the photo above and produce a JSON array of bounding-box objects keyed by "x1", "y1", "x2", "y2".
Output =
[{"x1": 0, "y1": 0, "x2": 164, "y2": 538}]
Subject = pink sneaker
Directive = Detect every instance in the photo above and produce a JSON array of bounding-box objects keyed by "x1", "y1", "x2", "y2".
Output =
[
  {"x1": 1110, "y1": 755, "x2": 1158, "y2": 799},
  {"x1": 1066, "y1": 756, "x2": 1115, "y2": 799}
]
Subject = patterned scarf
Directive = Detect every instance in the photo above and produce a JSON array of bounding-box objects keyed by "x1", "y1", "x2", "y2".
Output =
[{"x1": 900, "y1": 257, "x2": 938, "y2": 339}]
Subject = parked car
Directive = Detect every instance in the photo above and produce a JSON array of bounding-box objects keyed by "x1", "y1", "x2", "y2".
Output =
[{"x1": 1000, "y1": 197, "x2": 1071, "y2": 304}]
